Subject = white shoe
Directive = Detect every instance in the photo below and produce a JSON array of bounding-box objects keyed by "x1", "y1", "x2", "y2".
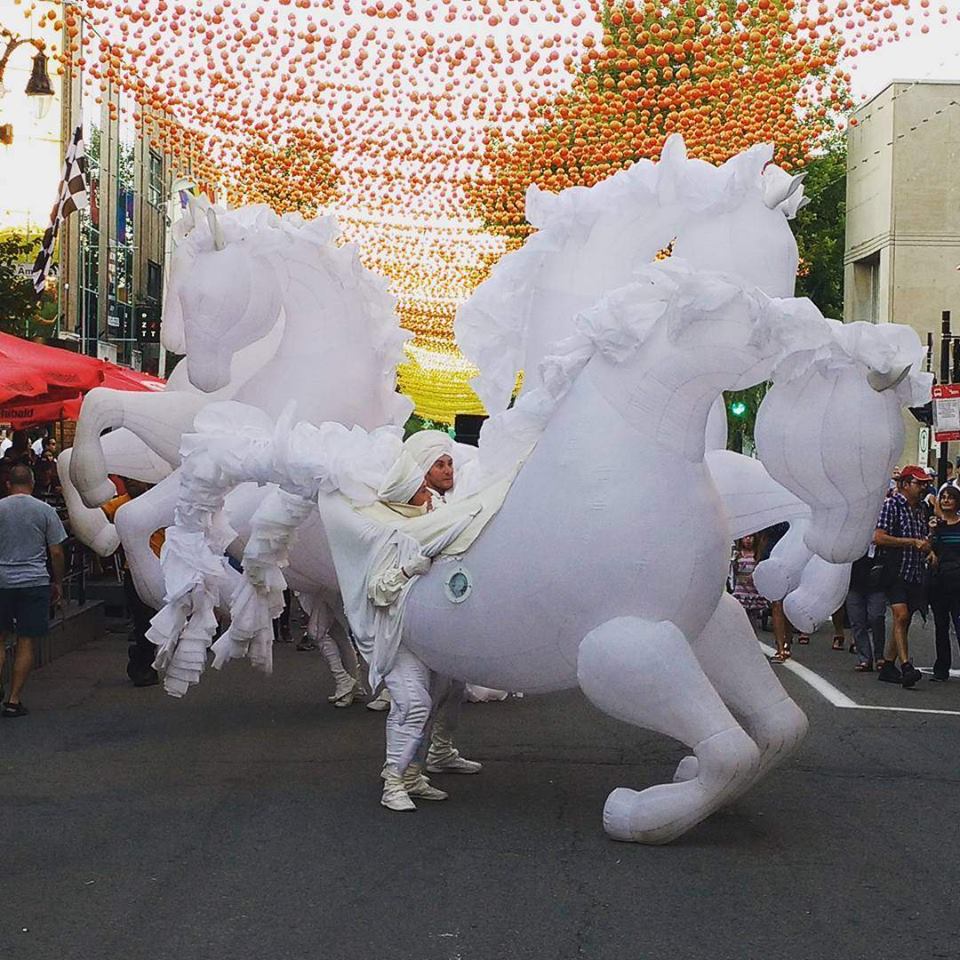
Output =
[
  {"x1": 366, "y1": 689, "x2": 392, "y2": 712},
  {"x1": 380, "y1": 764, "x2": 416, "y2": 812},
  {"x1": 402, "y1": 765, "x2": 448, "y2": 801},
  {"x1": 426, "y1": 752, "x2": 483, "y2": 775},
  {"x1": 329, "y1": 675, "x2": 358, "y2": 707},
  {"x1": 426, "y1": 737, "x2": 483, "y2": 774}
]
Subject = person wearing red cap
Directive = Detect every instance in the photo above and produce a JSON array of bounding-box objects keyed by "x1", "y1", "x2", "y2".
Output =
[{"x1": 872, "y1": 465, "x2": 933, "y2": 687}]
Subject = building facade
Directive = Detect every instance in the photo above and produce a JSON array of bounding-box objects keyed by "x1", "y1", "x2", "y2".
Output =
[
  {"x1": 845, "y1": 80, "x2": 960, "y2": 464},
  {"x1": 0, "y1": 2, "x2": 196, "y2": 374}
]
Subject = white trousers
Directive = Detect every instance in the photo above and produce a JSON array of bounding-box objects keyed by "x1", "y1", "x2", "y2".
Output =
[{"x1": 383, "y1": 645, "x2": 463, "y2": 772}]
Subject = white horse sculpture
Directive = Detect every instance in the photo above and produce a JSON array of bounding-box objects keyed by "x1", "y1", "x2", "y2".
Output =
[
  {"x1": 64, "y1": 139, "x2": 931, "y2": 844},
  {"x1": 64, "y1": 201, "x2": 411, "y2": 611},
  {"x1": 148, "y1": 254, "x2": 928, "y2": 845}
]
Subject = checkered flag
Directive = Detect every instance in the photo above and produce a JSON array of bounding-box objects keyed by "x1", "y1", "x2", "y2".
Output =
[{"x1": 31, "y1": 124, "x2": 89, "y2": 294}]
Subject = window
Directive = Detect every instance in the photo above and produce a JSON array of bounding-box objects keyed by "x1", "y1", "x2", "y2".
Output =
[
  {"x1": 853, "y1": 253, "x2": 881, "y2": 324},
  {"x1": 148, "y1": 150, "x2": 164, "y2": 208},
  {"x1": 146, "y1": 260, "x2": 162, "y2": 303}
]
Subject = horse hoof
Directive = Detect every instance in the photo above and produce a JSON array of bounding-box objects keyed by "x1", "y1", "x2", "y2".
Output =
[
  {"x1": 79, "y1": 477, "x2": 119, "y2": 509},
  {"x1": 673, "y1": 755, "x2": 699, "y2": 783}
]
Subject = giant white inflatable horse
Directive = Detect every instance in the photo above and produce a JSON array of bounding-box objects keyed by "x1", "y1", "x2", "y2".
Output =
[{"x1": 134, "y1": 139, "x2": 929, "y2": 845}]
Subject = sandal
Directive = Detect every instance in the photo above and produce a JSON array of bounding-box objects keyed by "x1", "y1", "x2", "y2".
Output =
[
  {"x1": 797, "y1": 635, "x2": 810, "y2": 645},
  {"x1": 854, "y1": 662, "x2": 874, "y2": 672},
  {"x1": 1, "y1": 702, "x2": 28, "y2": 718},
  {"x1": 770, "y1": 651, "x2": 789, "y2": 663},
  {"x1": 831, "y1": 636, "x2": 845, "y2": 651}
]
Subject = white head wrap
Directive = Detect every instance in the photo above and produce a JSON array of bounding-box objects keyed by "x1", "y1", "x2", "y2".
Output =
[
  {"x1": 404, "y1": 429, "x2": 454, "y2": 477},
  {"x1": 377, "y1": 451, "x2": 426, "y2": 504}
]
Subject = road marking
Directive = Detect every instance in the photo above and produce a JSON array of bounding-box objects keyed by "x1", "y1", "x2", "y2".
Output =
[{"x1": 757, "y1": 642, "x2": 960, "y2": 717}]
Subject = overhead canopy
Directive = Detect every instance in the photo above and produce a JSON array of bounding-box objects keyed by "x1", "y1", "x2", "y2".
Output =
[{"x1": 0, "y1": 333, "x2": 165, "y2": 428}]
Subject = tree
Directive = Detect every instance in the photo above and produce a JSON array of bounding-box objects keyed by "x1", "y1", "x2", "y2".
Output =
[
  {"x1": 467, "y1": 0, "x2": 851, "y2": 242},
  {"x1": 793, "y1": 137, "x2": 846, "y2": 319},
  {"x1": 0, "y1": 230, "x2": 46, "y2": 337}
]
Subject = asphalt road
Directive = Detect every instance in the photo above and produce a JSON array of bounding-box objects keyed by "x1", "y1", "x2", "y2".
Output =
[{"x1": 2, "y1": 616, "x2": 959, "y2": 960}]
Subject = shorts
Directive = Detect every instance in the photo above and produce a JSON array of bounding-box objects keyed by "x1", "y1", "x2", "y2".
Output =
[
  {"x1": 886, "y1": 578, "x2": 927, "y2": 616},
  {"x1": 0, "y1": 585, "x2": 51, "y2": 638}
]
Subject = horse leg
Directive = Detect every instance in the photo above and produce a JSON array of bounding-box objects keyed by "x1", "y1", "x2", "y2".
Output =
[
  {"x1": 58, "y1": 432, "x2": 173, "y2": 557},
  {"x1": 675, "y1": 593, "x2": 808, "y2": 785},
  {"x1": 577, "y1": 616, "x2": 760, "y2": 844},
  {"x1": 72, "y1": 388, "x2": 205, "y2": 507},
  {"x1": 113, "y1": 472, "x2": 182, "y2": 610},
  {"x1": 57, "y1": 449, "x2": 121, "y2": 557}
]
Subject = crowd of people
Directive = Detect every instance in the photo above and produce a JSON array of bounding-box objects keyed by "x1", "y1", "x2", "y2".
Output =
[{"x1": 732, "y1": 462, "x2": 960, "y2": 688}]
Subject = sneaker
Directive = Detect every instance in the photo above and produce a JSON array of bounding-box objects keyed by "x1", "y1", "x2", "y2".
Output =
[
  {"x1": 426, "y1": 751, "x2": 483, "y2": 775},
  {"x1": 1, "y1": 702, "x2": 29, "y2": 718},
  {"x1": 402, "y1": 768, "x2": 449, "y2": 801},
  {"x1": 878, "y1": 662, "x2": 903, "y2": 684},
  {"x1": 900, "y1": 662, "x2": 922, "y2": 688},
  {"x1": 366, "y1": 689, "x2": 392, "y2": 712},
  {"x1": 930, "y1": 673, "x2": 950, "y2": 682}
]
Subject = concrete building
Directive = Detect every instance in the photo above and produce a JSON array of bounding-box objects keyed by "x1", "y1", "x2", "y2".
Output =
[{"x1": 845, "y1": 80, "x2": 960, "y2": 465}]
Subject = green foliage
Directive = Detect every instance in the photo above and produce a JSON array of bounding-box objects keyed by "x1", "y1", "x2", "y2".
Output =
[
  {"x1": 724, "y1": 383, "x2": 768, "y2": 452},
  {"x1": 794, "y1": 138, "x2": 846, "y2": 319},
  {"x1": 0, "y1": 229, "x2": 46, "y2": 337},
  {"x1": 404, "y1": 413, "x2": 454, "y2": 439}
]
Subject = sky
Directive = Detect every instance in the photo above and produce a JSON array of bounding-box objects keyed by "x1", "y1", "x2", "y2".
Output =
[{"x1": 848, "y1": 16, "x2": 960, "y2": 100}]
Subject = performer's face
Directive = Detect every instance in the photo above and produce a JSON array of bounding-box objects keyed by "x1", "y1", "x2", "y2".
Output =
[{"x1": 426, "y1": 455, "x2": 454, "y2": 493}]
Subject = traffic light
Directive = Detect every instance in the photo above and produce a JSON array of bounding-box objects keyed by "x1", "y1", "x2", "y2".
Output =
[{"x1": 729, "y1": 400, "x2": 748, "y2": 418}]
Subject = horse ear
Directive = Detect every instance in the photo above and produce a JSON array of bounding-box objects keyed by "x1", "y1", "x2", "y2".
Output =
[
  {"x1": 867, "y1": 365, "x2": 911, "y2": 392},
  {"x1": 206, "y1": 208, "x2": 226, "y2": 251},
  {"x1": 762, "y1": 169, "x2": 806, "y2": 210}
]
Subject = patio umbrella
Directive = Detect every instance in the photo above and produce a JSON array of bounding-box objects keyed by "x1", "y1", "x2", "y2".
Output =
[
  {"x1": 0, "y1": 333, "x2": 165, "y2": 427},
  {"x1": 0, "y1": 332, "x2": 104, "y2": 405}
]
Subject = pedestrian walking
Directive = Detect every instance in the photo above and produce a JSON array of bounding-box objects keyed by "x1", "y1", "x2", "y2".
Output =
[
  {"x1": 873, "y1": 465, "x2": 932, "y2": 688},
  {"x1": 845, "y1": 555, "x2": 887, "y2": 671},
  {"x1": 928, "y1": 484, "x2": 960, "y2": 681},
  {"x1": 0, "y1": 464, "x2": 67, "y2": 717}
]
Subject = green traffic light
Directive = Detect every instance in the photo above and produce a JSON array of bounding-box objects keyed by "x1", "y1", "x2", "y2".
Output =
[{"x1": 730, "y1": 400, "x2": 747, "y2": 418}]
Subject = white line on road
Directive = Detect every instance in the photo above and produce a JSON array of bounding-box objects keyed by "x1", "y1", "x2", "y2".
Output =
[{"x1": 757, "y1": 642, "x2": 960, "y2": 717}]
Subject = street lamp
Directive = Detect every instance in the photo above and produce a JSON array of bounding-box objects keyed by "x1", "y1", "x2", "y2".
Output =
[
  {"x1": 0, "y1": 26, "x2": 56, "y2": 140},
  {"x1": 24, "y1": 51, "x2": 55, "y2": 120}
]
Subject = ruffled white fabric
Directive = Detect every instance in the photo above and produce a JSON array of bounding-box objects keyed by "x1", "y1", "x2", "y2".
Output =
[{"x1": 455, "y1": 134, "x2": 808, "y2": 414}]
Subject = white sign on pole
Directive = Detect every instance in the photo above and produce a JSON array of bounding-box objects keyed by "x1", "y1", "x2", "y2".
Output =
[{"x1": 918, "y1": 426, "x2": 930, "y2": 467}]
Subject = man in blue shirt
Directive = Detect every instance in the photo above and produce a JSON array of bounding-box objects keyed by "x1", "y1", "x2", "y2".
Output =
[{"x1": 0, "y1": 464, "x2": 67, "y2": 717}]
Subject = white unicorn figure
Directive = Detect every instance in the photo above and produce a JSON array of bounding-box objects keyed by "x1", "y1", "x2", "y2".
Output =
[{"x1": 61, "y1": 200, "x2": 411, "y2": 693}]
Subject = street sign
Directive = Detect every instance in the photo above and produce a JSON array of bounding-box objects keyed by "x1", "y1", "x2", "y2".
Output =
[
  {"x1": 918, "y1": 426, "x2": 930, "y2": 466},
  {"x1": 932, "y1": 384, "x2": 960, "y2": 442}
]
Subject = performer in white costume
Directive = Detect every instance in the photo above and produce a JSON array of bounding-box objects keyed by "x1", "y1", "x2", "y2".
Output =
[
  {"x1": 368, "y1": 452, "x2": 453, "y2": 811},
  {"x1": 403, "y1": 431, "x2": 485, "y2": 775}
]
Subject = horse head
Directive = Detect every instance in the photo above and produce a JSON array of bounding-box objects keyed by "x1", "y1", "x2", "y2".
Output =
[
  {"x1": 671, "y1": 143, "x2": 806, "y2": 299},
  {"x1": 167, "y1": 201, "x2": 286, "y2": 393},
  {"x1": 755, "y1": 316, "x2": 931, "y2": 562},
  {"x1": 458, "y1": 136, "x2": 803, "y2": 414}
]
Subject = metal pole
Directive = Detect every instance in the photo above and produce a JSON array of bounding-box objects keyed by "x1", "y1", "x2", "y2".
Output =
[{"x1": 939, "y1": 310, "x2": 951, "y2": 486}]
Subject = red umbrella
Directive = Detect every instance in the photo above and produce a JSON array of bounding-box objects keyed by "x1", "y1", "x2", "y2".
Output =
[
  {"x1": 0, "y1": 332, "x2": 104, "y2": 405},
  {"x1": 0, "y1": 333, "x2": 165, "y2": 428},
  {"x1": 60, "y1": 362, "x2": 166, "y2": 419}
]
